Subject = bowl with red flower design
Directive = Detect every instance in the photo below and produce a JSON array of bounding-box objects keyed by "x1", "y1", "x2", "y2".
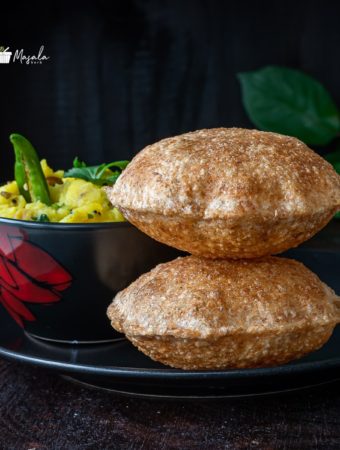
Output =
[
  {"x1": 0, "y1": 133, "x2": 182, "y2": 343},
  {"x1": 0, "y1": 218, "x2": 181, "y2": 343}
]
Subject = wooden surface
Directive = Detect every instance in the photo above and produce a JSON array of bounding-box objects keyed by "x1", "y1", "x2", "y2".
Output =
[{"x1": 0, "y1": 359, "x2": 339, "y2": 449}]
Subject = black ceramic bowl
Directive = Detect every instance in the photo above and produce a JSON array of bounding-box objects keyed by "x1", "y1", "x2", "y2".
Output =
[{"x1": 0, "y1": 218, "x2": 182, "y2": 344}]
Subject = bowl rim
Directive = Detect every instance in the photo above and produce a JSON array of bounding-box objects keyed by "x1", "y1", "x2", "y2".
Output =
[{"x1": 0, "y1": 216, "x2": 132, "y2": 230}]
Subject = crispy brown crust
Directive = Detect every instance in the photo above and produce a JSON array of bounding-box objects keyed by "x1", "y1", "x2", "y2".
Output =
[
  {"x1": 107, "y1": 256, "x2": 340, "y2": 369},
  {"x1": 120, "y1": 207, "x2": 336, "y2": 258},
  {"x1": 128, "y1": 325, "x2": 334, "y2": 369},
  {"x1": 107, "y1": 128, "x2": 340, "y2": 258}
]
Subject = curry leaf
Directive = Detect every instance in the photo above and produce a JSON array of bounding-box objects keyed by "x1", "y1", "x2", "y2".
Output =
[{"x1": 238, "y1": 66, "x2": 340, "y2": 146}]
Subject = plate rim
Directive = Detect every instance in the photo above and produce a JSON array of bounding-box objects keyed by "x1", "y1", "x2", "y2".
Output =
[
  {"x1": 0, "y1": 246, "x2": 340, "y2": 382},
  {"x1": 60, "y1": 374, "x2": 340, "y2": 400},
  {"x1": 1, "y1": 339, "x2": 340, "y2": 380}
]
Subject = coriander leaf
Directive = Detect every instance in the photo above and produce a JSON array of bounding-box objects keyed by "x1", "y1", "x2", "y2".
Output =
[
  {"x1": 96, "y1": 161, "x2": 129, "y2": 178},
  {"x1": 37, "y1": 214, "x2": 50, "y2": 222},
  {"x1": 238, "y1": 66, "x2": 340, "y2": 146},
  {"x1": 104, "y1": 160, "x2": 129, "y2": 171},
  {"x1": 64, "y1": 159, "x2": 129, "y2": 186},
  {"x1": 73, "y1": 157, "x2": 87, "y2": 168},
  {"x1": 64, "y1": 167, "x2": 90, "y2": 181},
  {"x1": 100, "y1": 173, "x2": 120, "y2": 185}
]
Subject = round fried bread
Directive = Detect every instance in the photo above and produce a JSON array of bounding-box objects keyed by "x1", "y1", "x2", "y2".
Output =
[
  {"x1": 107, "y1": 256, "x2": 340, "y2": 370},
  {"x1": 106, "y1": 128, "x2": 340, "y2": 258}
]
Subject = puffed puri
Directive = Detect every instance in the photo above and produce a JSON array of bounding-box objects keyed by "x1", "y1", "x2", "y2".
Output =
[
  {"x1": 107, "y1": 256, "x2": 340, "y2": 370},
  {"x1": 106, "y1": 128, "x2": 340, "y2": 258}
]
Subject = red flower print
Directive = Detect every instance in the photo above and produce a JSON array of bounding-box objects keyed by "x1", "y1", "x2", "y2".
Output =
[{"x1": 0, "y1": 226, "x2": 72, "y2": 327}]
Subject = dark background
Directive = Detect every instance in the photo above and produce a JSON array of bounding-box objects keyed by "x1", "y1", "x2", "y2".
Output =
[{"x1": 1, "y1": 0, "x2": 339, "y2": 179}]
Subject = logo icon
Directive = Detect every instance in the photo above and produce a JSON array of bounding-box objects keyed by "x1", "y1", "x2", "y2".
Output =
[
  {"x1": 0, "y1": 45, "x2": 50, "y2": 65},
  {"x1": 0, "y1": 46, "x2": 12, "y2": 64}
]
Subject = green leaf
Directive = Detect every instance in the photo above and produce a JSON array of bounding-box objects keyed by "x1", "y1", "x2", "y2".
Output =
[
  {"x1": 96, "y1": 161, "x2": 129, "y2": 179},
  {"x1": 64, "y1": 159, "x2": 129, "y2": 186},
  {"x1": 100, "y1": 173, "x2": 120, "y2": 185},
  {"x1": 73, "y1": 157, "x2": 86, "y2": 168},
  {"x1": 238, "y1": 66, "x2": 340, "y2": 146},
  {"x1": 64, "y1": 166, "x2": 104, "y2": 184},
  {"x1": 103, "y1": 161, "x2": 129, "y2": 171},
  {"x1": 36, "y1": 214, "x2": 50, "y2": 222}
]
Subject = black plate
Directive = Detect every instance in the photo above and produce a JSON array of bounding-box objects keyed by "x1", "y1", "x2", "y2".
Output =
[{"x1": 0, "y1": 248, "x2": 340, "y2": 399}]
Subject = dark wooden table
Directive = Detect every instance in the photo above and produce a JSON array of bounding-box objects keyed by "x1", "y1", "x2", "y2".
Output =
[
  {"x1": 0, "y1": 360, "x2": 340, "y2": 450},
  {"x1": 1, "y1": 222, "x2": 340, "y2": 450}
]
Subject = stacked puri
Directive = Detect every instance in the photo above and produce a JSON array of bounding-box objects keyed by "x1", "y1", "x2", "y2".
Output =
[{"x1": 106, "y1": 128, "x2": 340, "y2": 370}]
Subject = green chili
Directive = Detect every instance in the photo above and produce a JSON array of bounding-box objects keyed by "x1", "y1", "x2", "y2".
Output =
[
  {"x1": 14, "y1": 151, "x2": 30, "y2": 202},
  {"x1": 9, "y1": 133, "x2": 51, "y2": 205}
]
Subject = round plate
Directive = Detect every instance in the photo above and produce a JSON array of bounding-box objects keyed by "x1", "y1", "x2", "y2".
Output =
[{"x1": 0, "y1": 248, "x2": 340, "y2": 399}]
